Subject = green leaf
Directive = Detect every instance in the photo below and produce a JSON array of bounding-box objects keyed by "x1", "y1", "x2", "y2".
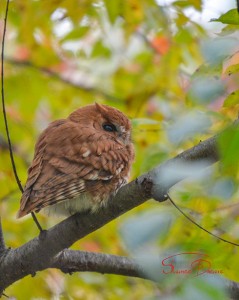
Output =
[
  {"x1": 224, "y1": 63, "x2": 239, "y2": 76},
  {"x1": 180, "y1": 276, "x2": 227, "y2": 300},
  {"x1": 211, "y1": 9, "x2": 239, "y2": 25},
  {"x1": 167, "y1": 111, "x2": 212, "y2": 144},
  {"x1": 174, "y1": 0, "x2": 202, "y2": 11},
  {"x1": 219, "y1": 24, "x2": 239, "y2": 36},
  {"x1": 201, "y1": 38, "x2": 238, "y2": 65},
  {"x1": 120, "y1": 210, "x2": 174, "y2": 251},
  {"x1": 188, "y1": 77, "x2": 225, "y2": 104},
  {"x1": 61, "y1": 26, "x2": 90, "y2": 42},
  {"x1": 210, "y1": 177, "x2": 235, "y2": 200},
  {"x1": 91, "y1": 40, "x2": 111, "y2": 57},
  {"x1": 192, "y1": 63, "x2": 222, "y2": 78},
  {"x1": 223, "y1": 90, "x2": 239, "y2": 107},
  {"x1": 218, "y1": 125, "x2": 239, "y2": 175},
  {"x1": 104, "y1": 0, "x2": 121, "y2": 23}
]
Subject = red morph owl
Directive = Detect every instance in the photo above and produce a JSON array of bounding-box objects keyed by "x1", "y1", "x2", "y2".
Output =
[{"x1": 17, "y1": 103, "x2": 134, "y2": 218}]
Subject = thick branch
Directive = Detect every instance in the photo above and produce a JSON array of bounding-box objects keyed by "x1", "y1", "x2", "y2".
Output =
[
  {"x1": 51, "y1": 250, "x2": 146, "y2": 279},
  {"x1": 52, "y1": 250, "x2": 239, "y2": 300},
  {"x1": 0, "y1": 131, "x2": 219, "y2": 292},
  {"x1": 50, "y1": 249, "x2": 239, "y2": 300}
]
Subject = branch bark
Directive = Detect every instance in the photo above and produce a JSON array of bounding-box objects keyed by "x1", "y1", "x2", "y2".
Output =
[
  {"x1": 0, "y1": 131, "x2": 220, "y2": 293},
  {"x1": 51, "y1": 250, "x2": 146, "y2": 279}
]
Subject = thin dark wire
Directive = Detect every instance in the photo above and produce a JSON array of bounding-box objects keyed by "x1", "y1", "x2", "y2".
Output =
[
  {"x1": 1, "y1": 0, "x2": 23, "y2": 193},
  {"x1": 1, "y1": 0, "x2": 42, "y2": 232},
  {"x1": 2, "y1": 292, "x2": 9, "y2": 298},
  {"x1": 167, "y1": 193, "x2": 239, "y2": 247},
  {"x1": 31, "y1": 213, "x2": 43, "y2": 231}
]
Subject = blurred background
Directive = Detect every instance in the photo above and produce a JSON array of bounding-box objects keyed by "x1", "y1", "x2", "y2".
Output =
[{"x1": 1, "y1": 0, "x2": 239, "y2": 299}]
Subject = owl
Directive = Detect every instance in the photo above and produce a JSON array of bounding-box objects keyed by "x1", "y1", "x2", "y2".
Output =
[{"x1": 17, "y1": 103, "x2": 134, "y2": 218}]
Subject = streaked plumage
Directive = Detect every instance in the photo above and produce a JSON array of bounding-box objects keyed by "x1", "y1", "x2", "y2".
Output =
[{"x1": 17, "y1": 103, "x2": 134, "y2": 218}]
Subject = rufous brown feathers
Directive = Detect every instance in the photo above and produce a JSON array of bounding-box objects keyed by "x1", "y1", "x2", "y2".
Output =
[{"x1": 17, "y1": 103, "x2": 134, "y2": 218}]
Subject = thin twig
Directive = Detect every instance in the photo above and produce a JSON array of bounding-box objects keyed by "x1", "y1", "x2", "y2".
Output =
[
  {"x1": 5, "y1": 57, "x2": 123, "y2": 103},
  {"x1": 52, "y1": 250, "x2": 147, "y2": 279},
  {"x1": 167, "y1": 193, "x2": 239, "y2": 247},
  {"x1": 1, "y1": 0, "x2": 42, "y2": 232},
  {"x1": 31, "y1": 212, "x2": 43, "y2": 232},
  {"x1": 0, "y1": 2, "x2": 17, "y2": 244},
  {"x1": 1, "y1": 0, "x2": 23, "y2": 193},
  {"x1": 0, "y1": 218, "x2": 6, "y2": 252}
]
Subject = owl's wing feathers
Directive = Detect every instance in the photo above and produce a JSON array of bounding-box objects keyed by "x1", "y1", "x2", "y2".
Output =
[{"x1": 18, "y1": 120, "x2": 128, "y2": 216}]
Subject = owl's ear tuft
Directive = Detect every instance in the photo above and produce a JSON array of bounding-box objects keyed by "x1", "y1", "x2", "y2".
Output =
[{"x1": 95, "y1": 102, "x2": 108, "y2": 114}]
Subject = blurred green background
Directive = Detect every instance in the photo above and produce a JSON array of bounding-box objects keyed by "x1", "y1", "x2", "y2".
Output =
[{"x1": 1, "y1": 0, "x2": 239, "y2": 299}]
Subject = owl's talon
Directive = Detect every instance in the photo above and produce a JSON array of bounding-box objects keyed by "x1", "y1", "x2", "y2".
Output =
[{"x1": 39, "y1": 229, "x2": 47, "y2": 240}]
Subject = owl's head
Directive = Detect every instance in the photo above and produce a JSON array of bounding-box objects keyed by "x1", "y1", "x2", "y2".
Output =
[{"x1": 68, "y1": 103, "x2": 132, "y2": 145}]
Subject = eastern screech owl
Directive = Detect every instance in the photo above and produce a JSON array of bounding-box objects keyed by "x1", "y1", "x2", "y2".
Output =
[{"x1": 17, "y1": 103, "x2": 134, "y2": 218}]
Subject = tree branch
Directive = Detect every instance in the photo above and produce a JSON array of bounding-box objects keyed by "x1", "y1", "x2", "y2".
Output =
[
  {"x1": 5, "y1": 57, "x2": 122, "y2": 103},
  {"x1": 51, "y1": 249, "x2": 146, "y2": 279},
  {"x1": 51, "y1": 250, "x2": 239, "y2": 300},
  {"x1": 0, "y1": 129, "x2": 220, "y2": 293}
]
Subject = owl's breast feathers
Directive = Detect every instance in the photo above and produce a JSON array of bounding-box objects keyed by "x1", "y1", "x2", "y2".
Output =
[{"x1": 18, "y1": 111, "x2": 134, "y2": 218}]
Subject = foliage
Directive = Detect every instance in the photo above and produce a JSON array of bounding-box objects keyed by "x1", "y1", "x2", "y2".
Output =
[{"x1": 1, "y1": 0, "x2": 239, "y2": 299}]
